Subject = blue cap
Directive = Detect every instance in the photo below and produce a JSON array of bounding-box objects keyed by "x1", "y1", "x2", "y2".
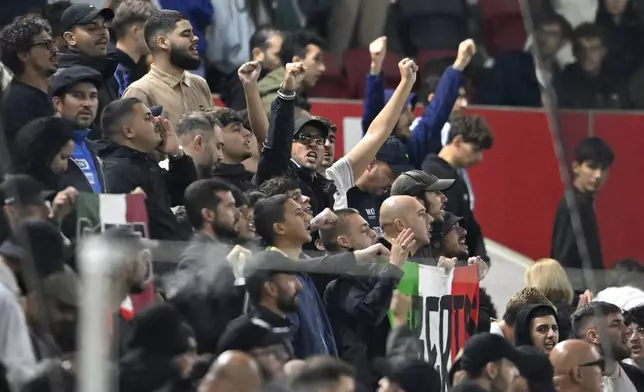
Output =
[{"x1": 375, "y1": 136, "x2": 413, "y2": 175}]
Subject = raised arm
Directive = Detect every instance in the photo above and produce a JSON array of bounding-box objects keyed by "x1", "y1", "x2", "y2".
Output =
[
  {"x1": 361, "y1": 36, "x2": 387, "y2": 134},
  {"x1": 239, "y1": 61, "x2": 269, "y2": 146},
  {"x1": 345, "y1": 59, "x2": 418, "y2": 179}
]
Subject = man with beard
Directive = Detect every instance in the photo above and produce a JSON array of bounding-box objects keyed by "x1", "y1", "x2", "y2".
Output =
[
  {"x1": 455, "y1": 333, "x2": 523, "y2": 392},
  {"x1": 175, "y1": 112, "x2": 224, "y2": 179},
  {"x1": 551, "y1": 137, "x2": 614, "y2": 292},
  {"x1": 111, "y1": 0, "x2": 155, "y2": 95},
  {"x1": 317, "y1": 208, "x2": 378, "y2": 254},
  {"x1": 123, "y1": 9, "x2": 213, "y2": 129},
  {"x1": 208, "y1": 108, "x2": 255, "y2": 191},
  {"x1": 432, "y1": 212, "x2": 468, "y2": 260},
  {"x1": 572, "y1": 301, "x2": 644, "y2": 391},
  {"x1": 0, "y1": 15, "x2": 58, "y2": 145},
  {"x1": 99, "y1": 97, "x2": 197, "y2": 241},
  {"x1": 58, "y1": 4, "x2": 119, "y2": 138},
  {"x1": 171, "y1": 178, "x2": 252, "y2": 354},
  {"x1": 217, "y1": 251, "x2": 302, "y2": 368},
  {"x1": 514, "y1": 304, "x2": 560, "y2": 355},
  {"x1": 549, "y1": 339, "x2": 604, "y2": 392},
  {"x1": 317, "y1": 117, "x2": 337, "y2": 175},
  {"x1": 52, "y1": 65, "x2": 106, "y2": 193}
]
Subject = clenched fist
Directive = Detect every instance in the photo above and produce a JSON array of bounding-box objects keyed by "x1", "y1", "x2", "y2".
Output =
[
  {"x1": 282, "y1": 62, "x2": 306, "y2": 91},
  {"x1": 398, "y1": 58, "x2": 418, "y2": 84},
  {"x1": 454, "y1": 39, "x2": 476, "y2": 71},
  {"x1": 369, "y1": 36, "x2": 387, "y2": 74},
  {"x1": 238, "y1": 61, "x2": 262, "y2": 86}
]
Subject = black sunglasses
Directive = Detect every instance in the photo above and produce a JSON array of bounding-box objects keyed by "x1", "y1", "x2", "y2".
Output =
[
  {"x1": 294, "y1": 133, "x2": 325, "y2": 146},
  {"x1": 579, "y1": 358, "x2": 605, "y2": 372}
]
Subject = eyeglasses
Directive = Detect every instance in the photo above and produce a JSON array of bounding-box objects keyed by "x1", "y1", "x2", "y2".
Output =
[
  {"x1": 30, "y1": 39, "x2": 56, "y2": 51},
  {"x1": 294, "y1": 133, "x2": 325, "y2": 146},
  {"x1": 579, "y1": 359, "x2": 605, "y2": 373}
]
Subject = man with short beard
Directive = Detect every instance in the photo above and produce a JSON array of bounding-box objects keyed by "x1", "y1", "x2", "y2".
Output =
[
  {"x1": 0, "y1": 15, "x2": 58, "y2": 144},
  {"x1": 175, "y1": 112, "x2": 224, "y2": 179},
  {"x1": 58, "y1": 4, "x2": 119, "y2": 138},
  {"x1": 123, "y1": 9, "x2": 213, "y2": 129},
  {"x1": 171, "y1": 178, "x2": 253, "y2": 354},
  {"x1": 572, "y1": 301, "x2": 644, "y2": 391},
  {"x1": 217, "y1": 251, "x2": 302, "y2": 362}
]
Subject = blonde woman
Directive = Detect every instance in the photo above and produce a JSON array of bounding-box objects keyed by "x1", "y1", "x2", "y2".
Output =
[{"x1": 524, "y1": 258, "x2": 592, "y2": 340}]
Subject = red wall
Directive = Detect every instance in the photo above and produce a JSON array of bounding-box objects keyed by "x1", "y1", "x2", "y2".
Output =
[{"x1": 308, "y1": 101, "x2": 644, "y2": 267}]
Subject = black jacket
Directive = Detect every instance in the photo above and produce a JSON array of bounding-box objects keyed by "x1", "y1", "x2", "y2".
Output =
[
  {"x1": 622, "y1": 362, "x2": 644, "y2": 392},
  {"x1": 56, "y1": 49, "x2": 120, "y2": 139},
  {"x1": 422, "y1": 155, "x2": 488, "y2": 261},
  {"x1": 211, "y1": 163, "x2": 255, "y2": 192},
  {"x1": 323, "y1": 263, "x2": 404, "y2": 390},
  {"x1": 170, "y1": 232, "x2": 246, "y2": 354},
  {"x1": 98, "y1": 142, "x2": 197, "y2": 241},
  {"x1": 253, "y1": 96, "x2": 336, "y2": 215}
]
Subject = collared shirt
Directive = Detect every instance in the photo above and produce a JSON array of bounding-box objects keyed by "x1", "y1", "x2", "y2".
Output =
[
  {"x1": 603, "y1": 364, "x2": 637, "y2": 392},
  {"x1": 122, "y1": 64, "x2": 213, "y2": 128}
]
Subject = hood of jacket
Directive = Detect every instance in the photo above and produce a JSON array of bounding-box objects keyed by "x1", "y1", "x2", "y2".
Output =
[
  {"x1": 514, "y1": 304, "x2": 559, "y2": 348},
  {"x1": 212, "y1": 163, "x2": 254, "y2": 181},
  {"x1": 95, "y1": 141, "x2": 149, "y2": 161},
  {"x1": 118, "y1": 349, "x2": 185, "y2": 392},
  {"x1": 57, "y1": 48, "x2": 119, "y2": 78}
]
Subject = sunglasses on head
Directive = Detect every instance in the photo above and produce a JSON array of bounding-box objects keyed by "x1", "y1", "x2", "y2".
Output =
[
  {"x1": 294, "y1": 133, "x2": 325, "y2": 146},
  {"x1": 579, "y1": 358, "x2": 605, "y2": 372}
]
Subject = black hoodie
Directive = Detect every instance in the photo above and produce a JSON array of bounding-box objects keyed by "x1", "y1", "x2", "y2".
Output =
[
  {"x1": 514, "y1": 304, "x2": 559, "y2": 349},
  {"x1": 56, "y1": 48, "x2": 120, "y2": 139},
  {"x1": 211, "y1": 163, "x2": 255, "y2": 192}
]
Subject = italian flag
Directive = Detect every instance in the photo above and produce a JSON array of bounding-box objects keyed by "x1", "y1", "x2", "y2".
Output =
[
  {"x1": 394, "y1": 262, "x2": 480, "y2": 389},
  {"x1": 75, "y1": 192, "x2": 154, "y2": 312}
]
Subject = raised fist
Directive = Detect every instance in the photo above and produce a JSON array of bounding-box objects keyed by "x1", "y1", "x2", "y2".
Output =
[
  {"x1": 369, "y1": 36, "x2": 387, "y2": 63},
  {"x1": 398, "y1": 58, "x2": 418, "y2": 84},
  {"x1": 454, "y1": 39, "x2": 476, "y2": 70},
  {"x1": 238, "y1": 61, "x2": 261, "y2": 85},
  {"x1": 282, "y1": 62, "x2": 306, "y2": 91}
]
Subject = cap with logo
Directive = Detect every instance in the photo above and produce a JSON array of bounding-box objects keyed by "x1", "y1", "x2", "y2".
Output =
[
  {"x1": 51, "y1": 65, "x2": 103, "y2": 98},
  {"x1": 390, "y1": 170, "x2": 454, "y2": 197},
  {"x1": 375, "y1": 136, "x2": 414, "y2": 176},
  {"x1": 294, "y1": 116, "x2": 331, "y2": 137},
  {"x1": 60, "y1": 4, "x2": 114, "y2": 33},
  {"x1": 0, "y1": 174, "x2": 54, "y2": 207}
]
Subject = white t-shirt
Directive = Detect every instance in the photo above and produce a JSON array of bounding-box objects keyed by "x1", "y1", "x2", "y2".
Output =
[
  {"x1": 603, "y1": 364, "x2": 638, "y2": 392},
  {"x1": 490, "y1": 321, "x2": 504, "y2": 337},
  {"x1": 324, "y1": 157, "x2": 354, "y2": 210}
]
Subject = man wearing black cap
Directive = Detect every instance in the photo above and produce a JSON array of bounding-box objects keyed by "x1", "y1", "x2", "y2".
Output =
[
  {"x1": 433, "y1": 212, "x2": 468, "y2": 260},
  {"x1": 217, "y1": 251, "x2": 301, "y2": 362},
  {"x1": 456, "y1": 333, "x2": 524, "y2": 392},
  {"x1": 58, "y1": 3, "x2": 119, "y2": 138},
  {"x1": 376, "y1": 357, "x2": 441, "y2": 392},
  {"x1": 52, "y1": 65, "x2": 105, "y2": 193}
]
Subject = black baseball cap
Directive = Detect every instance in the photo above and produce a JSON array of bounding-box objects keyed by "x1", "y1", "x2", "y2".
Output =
[
  {"x1": 391, "y1": 170, "x2": 454, "y2": 196},
  {"x1": 460, "y1": 333, "x2": 529, "y2": 375},
  {"x1": 0, "y1": 175, "x2": 53, "y2": 207},
  {"x1": 374, "y1": 357, "x2": 441, "y2": 392},
  {"x1": 294, "y1": 116, "x2": 330, "y2": 137},
  {"x1": 375, "y1": 136, "x2": 413, "y2": 175},
  {"x1": 216, "y1": 316, "x2": 288, "y2": 354},
  {"x1": 51, "y1": 65, "x2": 102, "y2": 97},
  {"x1": 60, "y1": 4, "x2": 114, "y2": 33},
  {"x1": 442, "y1": 212, "x2": 464, "y2": 236},
  {"x1": 150, "y1": 105, "x2": 163, "y2": 117}
]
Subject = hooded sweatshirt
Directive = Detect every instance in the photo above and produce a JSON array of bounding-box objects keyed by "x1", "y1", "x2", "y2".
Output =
[{"x1": 514, "y1": 304, "x2": 560, "y2": 349}]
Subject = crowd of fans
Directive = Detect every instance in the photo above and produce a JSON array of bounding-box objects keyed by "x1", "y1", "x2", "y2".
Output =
[{"x1": 0, "y1": 1, "x2": 642, "y2": 392}]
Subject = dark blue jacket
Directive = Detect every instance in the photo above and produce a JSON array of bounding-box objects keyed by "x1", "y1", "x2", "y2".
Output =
[
  {"x1": 361, "y1": 67, "x2": 463, "y2": 168},
  {"x1": 158, "y1": 0, "x2": 214, "y2": 54}
]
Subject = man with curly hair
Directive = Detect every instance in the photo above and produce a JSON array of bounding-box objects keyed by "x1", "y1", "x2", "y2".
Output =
[
  {"x1": 626, "y1": 306, "x2": 644, "y2": 370},
  {"x1": 0, "y1": 15, "x2": 57, "y2": 145},
  {"x1": 422, "y1": 115, "x2": 494, "y2": 261}
]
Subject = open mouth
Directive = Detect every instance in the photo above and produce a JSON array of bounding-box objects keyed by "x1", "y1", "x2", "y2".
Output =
[
  {"x1": 458, "y1": 237, "x2": 466, "y2": 245},
  {"x1": 189, "y1": 43, "x2": 198, "y2": 55},
  {"x1": 544, "y1": 341, "x2": 556, "y2": 350},
  {"x1": 305, "y1": 151, "x2": 317, "y2": 164}
]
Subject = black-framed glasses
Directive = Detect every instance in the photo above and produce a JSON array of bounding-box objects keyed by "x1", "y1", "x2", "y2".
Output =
[
  {"x1": 294, "y1": 133, "x2": 325, "y2": 146},
  {"x1": 579, "y1": 359, "x2": 605, "y2": 373},
  {"x1": 30, "y1": 39, "x2": 56, "y2": 51}
]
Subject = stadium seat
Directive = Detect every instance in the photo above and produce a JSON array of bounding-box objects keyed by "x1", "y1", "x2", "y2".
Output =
[{"x1": 479, "y1": 0, "x2": 527, "y2": 56}]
